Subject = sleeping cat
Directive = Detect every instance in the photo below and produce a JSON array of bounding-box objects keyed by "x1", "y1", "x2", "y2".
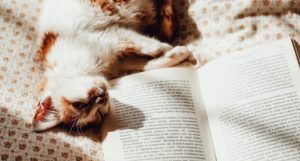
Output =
[{"x1": 32, "y1": 0, "x2": 193, "y2": 132}]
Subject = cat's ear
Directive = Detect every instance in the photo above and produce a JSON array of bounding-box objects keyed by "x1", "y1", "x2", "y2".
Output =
[{"x1": 32, "y1": 96, "x2": 61, "y2": 132}]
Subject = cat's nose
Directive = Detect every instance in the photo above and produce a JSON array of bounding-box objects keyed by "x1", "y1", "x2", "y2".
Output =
[
  {"x1": 72, "y1": 87, "x2": 108, "y2": 110},
  {"x1": 88, "y1": 87, "x2": 108, "y2": 105}
]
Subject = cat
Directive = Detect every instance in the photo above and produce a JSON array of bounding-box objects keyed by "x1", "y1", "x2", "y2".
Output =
[{"x1": 32, "y1": 0, "x2": 193, "y2": 132}]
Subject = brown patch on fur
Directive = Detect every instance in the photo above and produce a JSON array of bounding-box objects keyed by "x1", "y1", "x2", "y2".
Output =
[
  {"x1": 39, "y1": 32, "x2": 57, "y2": 61},
  {"x1": 90, "y1": 0, "x2": 119, "y2": 15},
  {"x1": 144, "y1": 0, "x2": 175, "y2": 42},
  {"x1": 158, "y1": 0, "x2": 175, "y2": 41},
  {"x1": 60, "y1": 97, "x2": 79, "y2": 124},
  {"x1": 115, "y1": 42, "x2": 152, "y2": 72},
  {"x1": 114, "y1": 0, "x2": 130, "y2": 3},
  {"x1": 138, "y1": 12, "x2": 156, "y2": 27},
  {"x1": 117, "y1": 42, "x2": 143, "y2": 59}
]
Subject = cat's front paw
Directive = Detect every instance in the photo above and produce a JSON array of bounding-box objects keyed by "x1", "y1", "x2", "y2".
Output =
[
  {"x1": 143, "y1": 46, "x2": 192, "y2": 70},
  {"x1": 167, "y1": 46, "x2": 200, "y2": 68},
  {"x1": 165, "y1": 46, "x2": 191, "y2": 60}
]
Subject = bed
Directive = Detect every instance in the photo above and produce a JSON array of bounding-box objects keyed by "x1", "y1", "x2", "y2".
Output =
[{"x1": 0, "y1": 0, "x2": 299, "y2": 160}]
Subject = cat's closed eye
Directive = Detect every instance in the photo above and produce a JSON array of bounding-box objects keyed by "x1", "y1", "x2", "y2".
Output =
[{"x1": 72, "y1": 102, "x2": 88, "y2": 109}]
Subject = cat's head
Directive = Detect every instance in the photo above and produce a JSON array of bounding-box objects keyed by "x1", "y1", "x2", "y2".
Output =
[{"x1": 32, "y1": 75, "x2": 110, "y2": 132}]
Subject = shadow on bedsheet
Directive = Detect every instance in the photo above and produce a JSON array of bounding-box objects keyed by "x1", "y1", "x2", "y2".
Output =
[
  {"x1": 0, "y1": 108, "x2": 102, "y2": 160},
  {"x1": 1, "y1": 103, "x2": 144, "y2": 159}
]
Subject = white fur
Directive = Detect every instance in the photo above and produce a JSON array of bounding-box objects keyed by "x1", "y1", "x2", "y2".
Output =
[{"x1": 34, "y1": 0, "x2": 191, "y2": 131}]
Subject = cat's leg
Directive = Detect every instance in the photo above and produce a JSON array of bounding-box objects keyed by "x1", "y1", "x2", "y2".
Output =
[
  {"x1": 118, "y1": 36, "x2": 173, "y2": 58},
  {"x1": 115, "y1": 28, "x2": 191, "y2": 70},
  {"x1": 143, "y1": 46, "x2": 192, "y2": 70}
]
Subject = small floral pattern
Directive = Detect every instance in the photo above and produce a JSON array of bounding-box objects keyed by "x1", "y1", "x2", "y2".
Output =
[
  {"x1": 0, "y1": 0, "x2": 103, "y2": 161},
  {"x1": 174, "y1": 0, "x2": 300, "y2": 64},
  {"x1": 0, "y1": 0, "x2": 300, "y2": 160}
]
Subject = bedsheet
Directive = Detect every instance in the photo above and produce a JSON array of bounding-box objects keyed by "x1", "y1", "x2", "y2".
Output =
[{"x1": 0, "y1": 0, "x2": 299, "y2": 160}]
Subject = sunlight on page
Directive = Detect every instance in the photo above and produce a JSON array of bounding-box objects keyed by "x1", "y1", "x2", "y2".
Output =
[
  {"x1": 198, "y1": 39, "x2": 300, "y2": 161},
  {"x1": 101, "y1": 68, "x2": 215, "y2": 161}
]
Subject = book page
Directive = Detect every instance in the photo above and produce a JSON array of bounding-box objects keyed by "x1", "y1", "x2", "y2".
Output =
[
  {"x1": 198, "y1": 39, "x2": 300, "y2": 161},
  {"x1": 101, "y1": 68, "x2": 215, "y2": 161}
]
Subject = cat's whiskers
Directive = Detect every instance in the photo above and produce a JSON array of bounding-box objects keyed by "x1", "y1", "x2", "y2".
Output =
[
  {"x1": 69, "y1": 115, "x2": 79, "y2": 134},
  {"x1": 79, "y1": 126, "x2": 84, "y2": 135},
  {"x1": 76, "y1": 124, "x2": 84, "y2": 136}
]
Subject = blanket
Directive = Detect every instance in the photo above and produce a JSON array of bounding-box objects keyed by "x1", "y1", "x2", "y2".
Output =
[{"x1": 0, "y1": 0, "x2": 299, "y2": 160}]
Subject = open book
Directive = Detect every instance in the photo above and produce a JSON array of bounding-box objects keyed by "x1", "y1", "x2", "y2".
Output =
[{"x1": 100, "y1": 39, "x2": 300, "y2": 161}]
